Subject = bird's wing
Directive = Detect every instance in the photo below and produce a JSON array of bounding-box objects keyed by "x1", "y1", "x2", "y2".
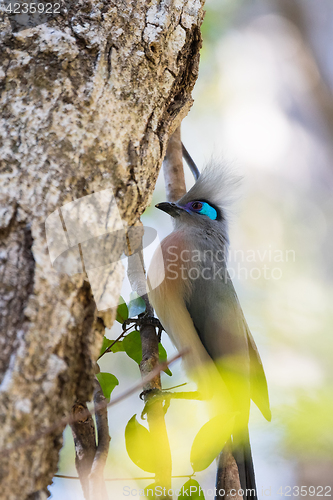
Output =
[
  {"x1": 186, "y1": 269, "x2": 251, "y2": 419},
  {"x1": 222, "y1": 274, "x2": 271, "y2": 421},
  {"x1": 246, "y1": 326, "x2": 271, "y2": 421},
  {"x1": 186, "y1": 268, "x2": 271, "y2": 421}
]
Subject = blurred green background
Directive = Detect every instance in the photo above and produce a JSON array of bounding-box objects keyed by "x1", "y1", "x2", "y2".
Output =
[{"x1": 51, "y1": 0, "x2": 333, "y2": 498}]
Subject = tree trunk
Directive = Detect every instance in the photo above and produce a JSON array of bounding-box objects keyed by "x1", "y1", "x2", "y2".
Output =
[{"x1": 0, "y1": 1, "x2": 204, "y2": 498}]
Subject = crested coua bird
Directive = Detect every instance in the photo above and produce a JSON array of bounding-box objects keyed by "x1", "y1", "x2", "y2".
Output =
[{"x1": 147, "y1": 164, "x2": 271, "y2": 500}]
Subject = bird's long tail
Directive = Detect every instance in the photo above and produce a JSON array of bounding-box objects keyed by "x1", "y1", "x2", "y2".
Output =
[{"x1": 233, "y1": 428, "x2": 257, "y2": 500}]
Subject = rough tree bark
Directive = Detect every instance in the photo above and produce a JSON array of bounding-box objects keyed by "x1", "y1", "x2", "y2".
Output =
[{"x1": 0, "y1": 1, "x2": 204, "y2": 498}]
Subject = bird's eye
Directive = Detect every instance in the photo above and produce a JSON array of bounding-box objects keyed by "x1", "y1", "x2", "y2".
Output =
[{"x1": 191, "y1": 201, "x2": 203, "y2": 211}]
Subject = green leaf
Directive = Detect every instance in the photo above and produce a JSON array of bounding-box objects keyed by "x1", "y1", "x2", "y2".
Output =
[
  {"x1": 158, "y1": 343, "x2": 172, "y2": 376},
  {"x1": 128, "y1": 291, "x2": 146, "y2": 317},
  {"x1": 125, "y1": 415, "x2": 155, "y2": 473},
  {"x1": 99, "y1": 336, "x2": 112, "y2": 356},
  {"x1": 109, "y1": 340, "x2": 125, "y2": 353},
  {"x1": 178, "y1": 479, "x2": 205, "y2": 499},
  {"x1": 96, "y1": 372, "x2": 119, "y2": 400},
  {"x1": 190, "y1": 414, "x2": 235, "y2": 472},
  {"x1": 116, "y1": 297, "x2": 128, "y2": 323},
  {"x1": 123, "y1": 330, "x2": 142, "y2": 365},
  {"x1": 99, "y1": 336, "x2": 125, "y2": 356}
]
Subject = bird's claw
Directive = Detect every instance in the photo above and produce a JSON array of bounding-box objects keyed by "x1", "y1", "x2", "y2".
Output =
[
  {"x1": 122, "y1": 313, "x2": 164, "y2": 340},
  {"x1": 140, "y1": 389, "x2": 171, "y2": 418}
]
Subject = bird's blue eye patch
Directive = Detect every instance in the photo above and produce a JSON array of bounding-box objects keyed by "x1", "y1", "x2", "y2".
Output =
[{"x1": 186, "y1": 201, "x2": 218, "y2": 220}]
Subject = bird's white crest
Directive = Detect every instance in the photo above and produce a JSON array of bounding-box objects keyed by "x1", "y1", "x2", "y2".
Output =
[{"x1": 179, "y1": 160, "x2": 242, "y2": 215}]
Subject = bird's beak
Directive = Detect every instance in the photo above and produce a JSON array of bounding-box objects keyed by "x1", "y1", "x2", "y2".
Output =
[{"x1": 155, "y1": 202, "x2": 183, "y2": 218}]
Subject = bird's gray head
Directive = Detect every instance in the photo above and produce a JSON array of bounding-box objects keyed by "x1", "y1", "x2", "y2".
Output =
[{"x1": 156, "y1": 162, "x2": 241, "y2": 248}]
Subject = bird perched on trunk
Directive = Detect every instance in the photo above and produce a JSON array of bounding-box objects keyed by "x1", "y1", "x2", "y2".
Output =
[{"x1": 147, "y1": 163, "x2": 271, "y2": 500}]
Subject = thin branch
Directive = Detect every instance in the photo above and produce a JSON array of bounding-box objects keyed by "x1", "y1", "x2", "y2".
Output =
[
  {"x1": 163, "y1": 382, "x2": 188, "y2": 390},
  {"x1": 143, "y1": 391, "x2": 203, "y2": 404},
  {"x1": 182, "y1": 142, "x2": 200, "y2": 180},
  {"x1": 55, "y1": 474, "x2": 195, "y2": 481},
  {"x1": 141, "y1": 391, "x2": 203, "y2": 420},
  {"x1": 98, "y1": 324, "x2": 134, "y2": 359},
  {"x1": 161, "y1": 391, "x2": 202, "y2": 400},
  {"x1": 70, "y1": 367, "x2": 110, "y2": 499},
  {"x1": 70, "y1": 403, "x2": 97, "y2": 500},
  {"x1": 163, "y1": 126, "x2": 187, "y2": 202},
  {"x1": 216, "y1": 442, "x2": 243, "y2": 500},
  {"x1": 126, "y1": 222, "x2": 172, "y2": 498},
  {"x1": 0, "y1": 351, "x2": 186, "y2": 459},
  {"x1": 87, "y1": 378, "x2": 110, "y2": 500}
]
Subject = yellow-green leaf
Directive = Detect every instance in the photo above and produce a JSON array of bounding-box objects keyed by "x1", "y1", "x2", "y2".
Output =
[
  {"x1": 178, "y1": 479, "x2": 205, "y2": 499},
  {"x1": 125, "y1": 415, "x2": 155, "y2": 473},
  {"x1": 190, "y1": 414, "x2": 235, "y2": 472},
  {"x1": 144, "y1": 483, "x2": 157, "y2": 499}
]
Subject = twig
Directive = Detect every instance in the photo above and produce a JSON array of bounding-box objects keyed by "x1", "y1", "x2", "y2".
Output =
[
  {"x1": 55, "y1": 474, "x2": 195, "y2": 481},
  {"x1": 182, "y1": 142, "x2": 200, "y2": 180},
  {"x1": 0, "y1": 351, "x2": 186, "y2": 459},
  {"x1": 87, "y1": 378, "x2": 110, "y2": 500},
  {"x1": 163, "y1": 126, "x2": 187, "y2": 202},
  {"x1": 163, "y1": 382, "x2": 187, "y2": 390},
  {"x1": 143, "y1": 391, "x2": 203, "y2": 404},
  {"x1": 70, "y1": 402, "x2": 97, "y2": 499},
  {"x1": 141, "y1": 391, "x2": 203, "y2": 419},
  {"x1": 161, "y1": 391, "x2": 202, "y2": 400},
  {"x1": 126, "y1": 222, "x2": 172, "y2": 498},
  {"x1": 216, "y1": 442, "x2": 243, "y2": 500},
  {"x1": 98, "y1": 324, "x2": 134, "y2": 359}
]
